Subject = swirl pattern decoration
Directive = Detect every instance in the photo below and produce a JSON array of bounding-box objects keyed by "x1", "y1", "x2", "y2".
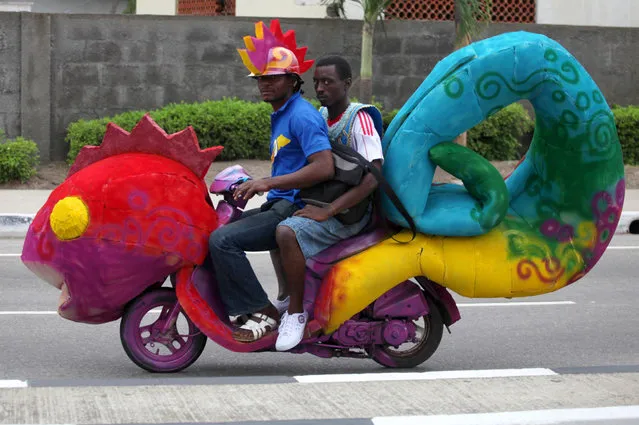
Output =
[{"x1": 313, "y1": 32, "x2": 624, "y2": 333}]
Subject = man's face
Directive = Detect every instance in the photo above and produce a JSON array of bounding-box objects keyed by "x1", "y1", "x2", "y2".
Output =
[
  {"x1": 313, "y1": 65, "x2": 349, "y2": 108},
  {"x1": 256, "y1": 74, "x2": 293, "y2": 103}
]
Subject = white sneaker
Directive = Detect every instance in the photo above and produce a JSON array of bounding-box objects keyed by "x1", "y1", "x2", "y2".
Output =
[
  {"x1": 272, "y1": 296, "x2": 290, "y2": 315},
  {"x1": 276, "y1": 311, "x2": 308, "y2": 351}
]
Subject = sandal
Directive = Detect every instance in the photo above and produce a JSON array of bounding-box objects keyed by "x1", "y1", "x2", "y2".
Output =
[
  {"x1": 232, "y1": 313, "x2": 278, "y2": 342},
  {"x1": 230, "y1": 314, "x2": 250, "y2": 326}
]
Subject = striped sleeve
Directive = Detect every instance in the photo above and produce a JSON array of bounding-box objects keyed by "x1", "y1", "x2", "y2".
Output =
[
  {"x1": 356, "y1": 110, "x2": 376, "y2": 136},
  {"x1": 351, "y1": 110, "x2": 384, "y2": 163}
]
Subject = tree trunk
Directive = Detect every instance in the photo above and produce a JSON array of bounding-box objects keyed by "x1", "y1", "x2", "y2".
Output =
[
  {"x1": 453, "y1": 0, "x2": 471, "y2": 146},
  {"x1": 359, "y1": 20, "x2": 374, "y2": 104}
]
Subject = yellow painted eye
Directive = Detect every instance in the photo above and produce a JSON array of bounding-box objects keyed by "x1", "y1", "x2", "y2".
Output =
[{"x1": 50, "y1": 196, "x2": 89, "y2": 241}]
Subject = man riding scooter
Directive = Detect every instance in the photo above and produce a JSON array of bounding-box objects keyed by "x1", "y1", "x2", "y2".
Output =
[
  {"x1": 207, "y1": 22, "x2": 333, "y2": 344},
  {"x1": 273, "y1": 55, "x2": 386, "y2": 351}
]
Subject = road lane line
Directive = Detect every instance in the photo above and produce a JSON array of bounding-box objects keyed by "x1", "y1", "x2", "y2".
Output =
[
  {"x1": 4, "y1": 366, "x2": 639, "y2": 389},
  {"x1": 0, "y1": 311, "x2": 58, "y2": 315},
  {"x1": 372, "y1": 405, "x2": 639, "y2": 425},
  {"x1": 3, "y1": 246, "x2": 639, "y2": 257},
  {"x1": 0, "y1": 310, "x2": 167, "y2": 315},
  {"x1": 0, "y1": 380, "x2": 28, "y2": 388},
  {"x1": 458, "y1": 301, "x2": 575, "y2": 307},
  {"x1": 0, "y1": 302, "x2": 576, "y2": 316},
  {"x1": 2, "y1": 368, "x2": 558, "y2": 388},
  {"x1": 2, "y1": 246, "x2": 639, "y2": 258},
  {"x1": 294, "y1": 368, "x2": 557, "y2": 384},
  {"x1": 0, "y1": 252, "x2": 273, "y2": 257}
]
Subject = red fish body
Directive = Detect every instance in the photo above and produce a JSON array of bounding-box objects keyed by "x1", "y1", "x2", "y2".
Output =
[{"x1": 21, "y1": 115, "x2": 223, "y2": 323}]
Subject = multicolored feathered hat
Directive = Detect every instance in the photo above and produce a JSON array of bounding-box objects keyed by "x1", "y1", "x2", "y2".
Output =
[{"x1": 237, "y1": 19, "x2": 314, "y2": 77}]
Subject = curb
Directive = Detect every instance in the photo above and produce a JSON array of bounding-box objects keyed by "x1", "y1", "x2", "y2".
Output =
[
  {"x1": 616, "y1": 211, "x2": 639, "y2": 234},
  {"x1": 0, "y1": 214, "x2": 34, "y2": 237},
  {"x1": 2, "y1": 212, "x2": 639, "y2": 237}
]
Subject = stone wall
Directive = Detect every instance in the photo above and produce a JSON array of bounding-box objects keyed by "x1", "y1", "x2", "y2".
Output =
[
  {"x1": 1, "y1": 12, "x2": 638, "y2": 162},
  {"x1": 0, "y1": 13, "x2": 21, "y2": 142}
]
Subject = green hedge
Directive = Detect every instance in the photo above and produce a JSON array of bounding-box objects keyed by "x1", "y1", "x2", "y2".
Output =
[
  {"x1": 382, "y1": 109, "x2": 399, "y2": 131},
  {"x1": 612, "y1": 105, "x2": 639, "y2": 165},
  {"x1": 467, "y1": 103, "x2": 535, "y2": 161},
  {"x1": 0, "y1": 130, "x2": 40, "y2": 183},
  {"x1": 65, "y1": 98, "x2": 639, "y2": 165},
  {"x1": 66, "y1": 98, "x2": 272, "y2": 163}
]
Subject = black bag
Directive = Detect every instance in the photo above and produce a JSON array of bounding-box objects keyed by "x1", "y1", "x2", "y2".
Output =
[
  {"x1": 299, "y1": 141, "x2": 371, "y2": 225},
  {"x1": 300, "y1": 142, "x2": 418, "y2": 243}
]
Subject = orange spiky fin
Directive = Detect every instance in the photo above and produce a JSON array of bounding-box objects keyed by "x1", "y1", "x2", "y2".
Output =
[{"x1": 68, "y1": 114, "x2": 223, "y2": 180}]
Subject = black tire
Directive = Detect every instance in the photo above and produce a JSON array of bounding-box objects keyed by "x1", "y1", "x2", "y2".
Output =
[
  {"x1": 369, "y1": 298, "x2": 444, "y2": 368},
  {"x1": 120, "y1": 288, "x2": 207, "y2": 373}
]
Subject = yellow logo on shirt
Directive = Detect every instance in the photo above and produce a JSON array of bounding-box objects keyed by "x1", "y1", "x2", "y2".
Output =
[{"x1": 271, "y1": 134, "x2": 291, "y2": 162}]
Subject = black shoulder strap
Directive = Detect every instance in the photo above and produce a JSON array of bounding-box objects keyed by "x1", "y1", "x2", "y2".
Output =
[{"x1": 330, "y1": 141, "x2": 417, "y2": 242}]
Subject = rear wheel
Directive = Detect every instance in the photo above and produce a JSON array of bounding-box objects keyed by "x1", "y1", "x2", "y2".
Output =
[
  {"x1": 120, "y1": 288, "x2": 207, "y2": 373},
  {"x1": 368, "y1": 299, "x2": 444, "y2": 368}
]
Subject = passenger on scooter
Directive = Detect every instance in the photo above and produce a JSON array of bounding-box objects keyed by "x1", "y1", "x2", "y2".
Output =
[
  {"x1": 274, "y1": 55, "x2": 385, "y2": 351},
  {"x1": 208, "y1": 43, "x2": 334, "y2": 343}
]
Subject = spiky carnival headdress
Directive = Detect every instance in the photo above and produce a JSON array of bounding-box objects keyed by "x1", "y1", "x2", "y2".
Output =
[{"x1": 237, "y1": 19, "x2": 314, "y2": 76}]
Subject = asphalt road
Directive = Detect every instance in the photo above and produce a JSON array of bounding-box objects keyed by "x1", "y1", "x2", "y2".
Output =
[
  {"x1": 2, "y1": 234, "x2": 639, "y2": 425},
  {"x1": 1, "y1": 234, "x2": 638, "y2": 381}
]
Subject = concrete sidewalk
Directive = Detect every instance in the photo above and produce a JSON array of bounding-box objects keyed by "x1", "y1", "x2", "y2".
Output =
[
  {"x1": 2, "y1": 373, "x2": 639, "y2": 424},
  {"x1": 2, "y1": 189, "x2": 639, "y2": 236}
]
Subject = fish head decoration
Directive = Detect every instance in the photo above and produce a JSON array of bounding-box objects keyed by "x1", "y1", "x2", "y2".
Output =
[{"x1": 21, "y1": 115, "x2": 223, "y2": 323}]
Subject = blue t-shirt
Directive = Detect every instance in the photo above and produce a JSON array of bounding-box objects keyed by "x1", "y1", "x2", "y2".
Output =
[{"x1": 268, "y1": 92, "x2": 331, "y2": 206}]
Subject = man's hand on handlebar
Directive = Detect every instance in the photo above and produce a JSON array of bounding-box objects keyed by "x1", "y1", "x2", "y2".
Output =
[{"x1": 233, "y1": 178, "x2": 271, "y2": 201}]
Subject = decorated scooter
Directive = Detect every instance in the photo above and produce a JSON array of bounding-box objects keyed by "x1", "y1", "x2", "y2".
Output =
[
  {"x1": 21, "y1": 22, "x2": 623, "y2": 373},
  {"x1": 121, "y1": 162, "x2": 459, "y2": 372},
  {"x1": 19, "y1": 113, "x2": 458, "y2": 372}
]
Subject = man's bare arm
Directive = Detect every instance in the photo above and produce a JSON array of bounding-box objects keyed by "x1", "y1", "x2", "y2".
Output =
[
  {"x1": 234, "y1": 150, "x2": 334, "y2": 200},
  {"x1": 268, "y1": 150, "x2": 334, "y2": 190}
]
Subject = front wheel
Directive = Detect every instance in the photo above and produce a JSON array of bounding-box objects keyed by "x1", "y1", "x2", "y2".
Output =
[
  {"x1": 120, "y1": 288, "x2": 207, "y2": 373},
  {"x1": 367, "y1": 299, "x2": 444, "y2": 368}
]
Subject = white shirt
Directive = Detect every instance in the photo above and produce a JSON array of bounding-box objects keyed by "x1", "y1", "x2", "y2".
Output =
[{"x1": 329, "y1": 110, "x2": 384, "y2": 163}]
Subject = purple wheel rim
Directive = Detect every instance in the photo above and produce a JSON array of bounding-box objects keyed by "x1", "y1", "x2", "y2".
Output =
[{"x1": 121, "y1": 290, "x2": 205, "y2": 371}]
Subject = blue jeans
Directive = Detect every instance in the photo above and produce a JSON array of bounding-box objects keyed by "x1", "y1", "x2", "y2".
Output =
[
  {"x1": 278, "y1": 207, "x2": 372, "y2": 260},
  {"x1": 208, "y1": 199, "x2": 299, "y2": 316}
]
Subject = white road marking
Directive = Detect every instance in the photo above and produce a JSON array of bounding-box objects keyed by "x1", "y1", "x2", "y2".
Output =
[
  {"x1": 458, "y1": 301, "x2": 575, "y2": 307},
  {"x1": 0, "y1": 380, "x2": 28, "y2": 388},
  {"x1": 0, "y1": 311, "x2": 58, "y2": 315},
  {"x1": 2, "y1": 246, "x2": 638, "y2": 258},
  {"x1": 0, "y1": 301, "x2": 576, "y2": 316},
  {"x1": 0, "y1": 252, "x2": 272, "y2": 257},
  {"x1": 294, "y1": 368, "x2": 557, "y2": 384},
  {"x1": 372, "y1": 405, "x2": 639, "y2": 425},
  {"x1": 0, "y1": 310, "x2": 167, "y2": 315}
]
